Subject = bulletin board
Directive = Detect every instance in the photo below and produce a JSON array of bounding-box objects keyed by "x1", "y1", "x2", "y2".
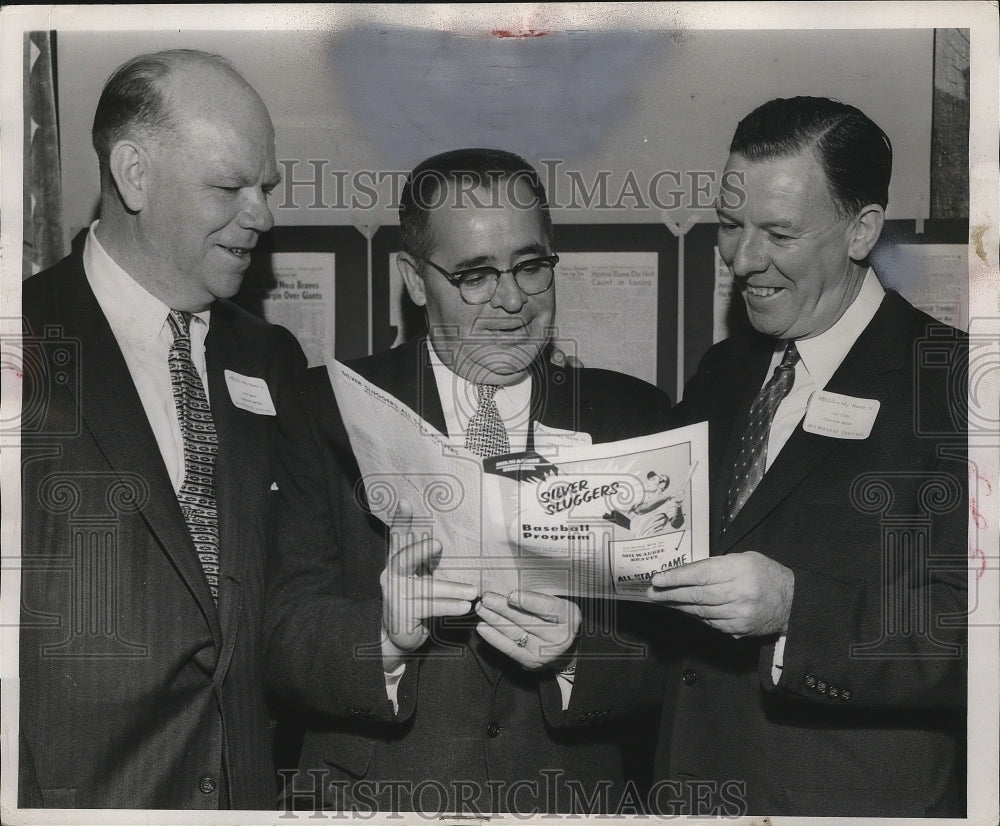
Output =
[{"x1": 232, "y1": 225, "x2": 368, "y2": 365}]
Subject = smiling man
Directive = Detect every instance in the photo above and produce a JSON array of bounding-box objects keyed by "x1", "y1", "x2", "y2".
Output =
[
  {"x1": 20, "y1": 50, "x2": 305, "y2": 808},
  {"x1": 648, "y1": 97, "x2": 968, "y2": 817},
  {"x1": 265, "y1": 148, "x2": 672, "y2": 814}
]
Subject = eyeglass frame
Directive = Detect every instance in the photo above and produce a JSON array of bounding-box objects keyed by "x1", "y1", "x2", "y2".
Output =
[{"x1": 413, "y1": 253, "x2": 560, "y2": 305}]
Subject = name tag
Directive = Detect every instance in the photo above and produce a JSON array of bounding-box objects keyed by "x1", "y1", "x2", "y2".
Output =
[
  {"x1": 803, "y1": 390, "x2": 880, "y2": 440},
  {"x1": 224, "y1": 370, "x2": 276, "y2": 416}
]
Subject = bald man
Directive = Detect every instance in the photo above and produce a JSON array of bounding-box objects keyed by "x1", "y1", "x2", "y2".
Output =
[{"x1": 20, "y1": 49, "x2": 305, "y2": 809}]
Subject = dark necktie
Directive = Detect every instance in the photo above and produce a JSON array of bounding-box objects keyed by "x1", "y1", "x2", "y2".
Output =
[
  {"x1": 722, "y1": 341, "x2": 800, "y2": 529},
  {"x1": 464, "y1": 383, "x2": 510, "y2": 458},
  {"x1": 167, "y1": 310, "x2": 220, "y2": 603}
]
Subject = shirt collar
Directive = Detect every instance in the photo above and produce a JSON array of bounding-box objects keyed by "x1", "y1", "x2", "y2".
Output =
[
  {"x1": 793, "y1": 268, "x2": 885, "y2": 389},
  {"x1": 425, "y1": 337, "x2": 531, "y2": 428},
  {"x1": 84, "y1": 220, "x2": 211, "y2": 349}
]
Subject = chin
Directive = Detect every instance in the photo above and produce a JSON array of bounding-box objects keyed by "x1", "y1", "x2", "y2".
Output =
[
  {"x1": 746, "y1": 312, "x2": 786, "y2": 338},
  {"x1": 462, "y1": 346, "x2": 539, "y2": 385},
  {"x1": 210, "y1": 275, "x2": 248, "y2": 301}
]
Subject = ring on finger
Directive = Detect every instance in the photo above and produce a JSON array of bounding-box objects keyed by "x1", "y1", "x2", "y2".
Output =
[{"x1": 515, "y1": 632, "x2": 529, "y2": 648}]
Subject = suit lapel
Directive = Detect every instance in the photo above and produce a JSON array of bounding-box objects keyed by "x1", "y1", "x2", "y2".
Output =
[
  {"x1": 530, "y1": 359, "x2": 572, "y2": 439},
  {"x1": 381, "y1": 338, "x2": 447, "y2": 435},
  {"x1": 708, "y1": 338, "x2": 772, "y2": 549},
  {"x1": 719, "y1": 295, "x2": 904, "y2": 551},
  {"x1": 204, "y1": 307, "x2": 251, "y2": 658},
  {"x1": 56, "y1": 265, "x2": 224, "y2": 642}
]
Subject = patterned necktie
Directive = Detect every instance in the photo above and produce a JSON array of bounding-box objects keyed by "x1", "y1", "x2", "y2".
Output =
[
  {"x1": 722, "y1": 341, "x2": 800, "y2": 529},
  {"x1": 167, "y1": 310, "x2": 220, "y2": 603},
  {"x1": 464, "y1": 383, "x2": 510, "y2": 458}
]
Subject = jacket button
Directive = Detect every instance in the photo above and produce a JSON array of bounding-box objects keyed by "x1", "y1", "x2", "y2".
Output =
[
  {"x1": 681, "y1": 669, "x2": 698, "y2": 686},
  {"x1": 840, "y1": 688, "x2": 852, "y2": 701},
  {"x1": 199, "y1": 776, "x2": 217, "y2": 795},
  {"x1": 804, "y1": 674, "x2": 817, "y2": 689},
  {"x1": 487, "y1": 721, "x2": 502, "y2": 738},
  {"x1": 816, "y1": 680, "x2": 828, "y2": 694},
  {"x1": 829, "y1": 685, "x2": 840, "y2": 698}
]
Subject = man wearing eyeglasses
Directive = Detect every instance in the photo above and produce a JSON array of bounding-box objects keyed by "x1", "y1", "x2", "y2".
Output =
[{"x1": 265, "y1": 148, "x2": 671, "y2": 814}]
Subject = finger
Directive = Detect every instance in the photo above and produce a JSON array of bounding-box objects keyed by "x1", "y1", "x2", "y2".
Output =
[
  {"x1": 645, "y1": 596, "x2": 743, "y2": 624},
  {"x1": 388, "y1": 500, "x2": 423, "y2": 558},
  {"x1": 389, "y1": 498, "x2": 414, "y2": 532},
  {"x1": 475, "y1": 621, "x2": 540, "y2": 669},
  {"x1": 645, "y1": 583, "x2": 732, "y2": 606},
  {"x1": 474, "y1": 600, "x2": 527, "y2": 637},
  {"x1": 478, "y1": 592, "x2": 551, "y2": 633},
  {"x1": 428, "y1": 577, "x2": 480, "y2": 602},
  {"x1": 506, "y1": 590, "x2": 565, "y2": 622},
  {"x1": 391, "y1": 575, "x2": 478, "y2": 606},
  {"x1": 650, "y1": 558, "x2": 723, "y2": 589},
  {"x1": 477, "y1": 598, "x2": 577, "y2": 648},
  {"x1": 413, "y1": 597, "x2": 476, "y2": 619},
  {"x1": 390, "y1": 536, "x2": 443, "y2": 576}
]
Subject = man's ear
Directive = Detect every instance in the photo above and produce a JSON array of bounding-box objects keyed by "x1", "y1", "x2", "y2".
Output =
[
  {"x1": 848, "y1": 203, "x2": 885, "y2": 261},
  {"x1": 108, "y1": 140, "x2": 149, "y2": 213},
  {"x1": 397, "y1": 252, "x2": 427, "y2": 308}
]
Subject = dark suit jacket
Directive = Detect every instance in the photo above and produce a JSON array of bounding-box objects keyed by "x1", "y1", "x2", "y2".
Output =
[
  {"x1": 19, "y1": 249, "x2": 305, "y2": 809},
  {"x1": 264, "y1": 337, "x2": 672, "y2": 813},
  {"x1": 655, "y1": 291, "x2": 967, "y2": 817}
]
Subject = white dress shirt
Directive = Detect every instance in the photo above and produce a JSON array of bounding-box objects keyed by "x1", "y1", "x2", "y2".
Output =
[
  {"x1": 764, "y1": 269, "x2": 885, "y2": 681},
  {"x1": 427, "y1": 341, "x2": 533, "y2": 451},
  {"x1": 763, "y1": 268, "x2": 885, "y2": 470},
  {"x1": 84, "y1": 221, "x2": 212, "y2": 494}
]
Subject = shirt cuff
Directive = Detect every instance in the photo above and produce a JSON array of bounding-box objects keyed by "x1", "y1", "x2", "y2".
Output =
[
  {"x1": 556, "y1": 659, "x2": 576, "y2": 710},
  {"x1": 383, "y1": 660, "x2": 407, "y2": 714},
  {"x1": 771, "y1": 633, "x2": 787, "y2": 685}
]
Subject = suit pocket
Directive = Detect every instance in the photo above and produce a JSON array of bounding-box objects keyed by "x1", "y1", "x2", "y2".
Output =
[
  {"x1": 321, "y1": 732, "x2": 377, "y2": 779},
  {"x1": 41, "y1": 787, "x2": 76, "y2": 808},
  {"x1": 782, "y1": 785, "x2": 928, "y2": 817},
  {"x1": 316, "y1": 734, "x2": 378, "y2": 812}
]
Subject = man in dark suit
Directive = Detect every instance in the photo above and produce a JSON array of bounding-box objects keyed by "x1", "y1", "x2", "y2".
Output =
[
  {"x1": 648, "y1": 97, "x2": 967, "y2": 817},
  {"x1": 19, "y1": 49, "x2": 305, "y2": 809},
  {"x1": 265, "y1": 148, "x2": 671, "y2": 814}
]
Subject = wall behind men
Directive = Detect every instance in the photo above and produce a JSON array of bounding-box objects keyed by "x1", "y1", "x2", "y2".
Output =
[{"x1": 56, "y1": 26, "x2": 933, "y2": 249}]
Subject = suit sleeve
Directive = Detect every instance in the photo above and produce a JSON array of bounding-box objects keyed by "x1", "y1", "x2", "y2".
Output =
[
  {"x1": 540, "y1": 601, "x2": 667, "y2": 728},
  {"x1": 263, "y1": 370, "x2": 401, "y2": 722}
]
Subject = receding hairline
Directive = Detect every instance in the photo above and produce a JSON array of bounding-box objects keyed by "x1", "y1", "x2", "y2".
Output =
[
  {"x1": 159, "y1": 53, "x2": 265, "y2": 119},
  {"x1": 94, "y1": 49, "x2": 267, "y2": 169},
  {"x1": 420, "y1": 174, "x2": 551, "y2": 258}
]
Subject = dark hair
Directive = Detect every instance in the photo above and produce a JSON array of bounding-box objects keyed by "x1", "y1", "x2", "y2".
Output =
[
  {"x1": 399, "y1": 148, "x2": 553, "y2": 262},
  {"x1": 729, "y1": 96, "x2": 892, "y2": 215},
  {"x1": 91, "y1": 49, "x2": 233, "y2": 175}
]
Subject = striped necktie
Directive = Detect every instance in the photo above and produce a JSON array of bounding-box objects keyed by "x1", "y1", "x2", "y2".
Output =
[
  {"x1": 464, "y1": 383, "x2": 510, "y2": 458},
  {"x1": 167, "y1": 310, "x2": 220, "y2": 603},
  {"x1": 722, "y1": 341, "x2": 800, "y2": 529}
]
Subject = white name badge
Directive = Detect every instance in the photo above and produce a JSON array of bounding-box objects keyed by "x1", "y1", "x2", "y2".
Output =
[
  {"x1": 803, "y1": 390, "x2": 880, "y2": 440},
  {"x1": 224, "y1": 370, "x2": 276, "y2": 416}
]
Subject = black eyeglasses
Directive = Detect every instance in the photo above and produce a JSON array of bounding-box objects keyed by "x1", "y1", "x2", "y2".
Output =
[{"x1": 415, "y1": 254, "x2": 559, "y2": 305}]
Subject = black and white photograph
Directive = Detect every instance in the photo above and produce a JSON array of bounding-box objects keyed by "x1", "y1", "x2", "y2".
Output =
[{"x1": 1, "y1": 3, "x2": 997, "y2": 824}]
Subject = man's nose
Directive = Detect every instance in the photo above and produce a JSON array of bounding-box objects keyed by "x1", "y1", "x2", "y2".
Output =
[
  {"x1": 730, "y1": 229, "x2": 768, "y2": 278},
  {"x1": 238, "y1": 188, "x2": 274, "y2": 233},
  {"x1": 490, "y1": 270, "x2": 526, "y2": 312}
]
